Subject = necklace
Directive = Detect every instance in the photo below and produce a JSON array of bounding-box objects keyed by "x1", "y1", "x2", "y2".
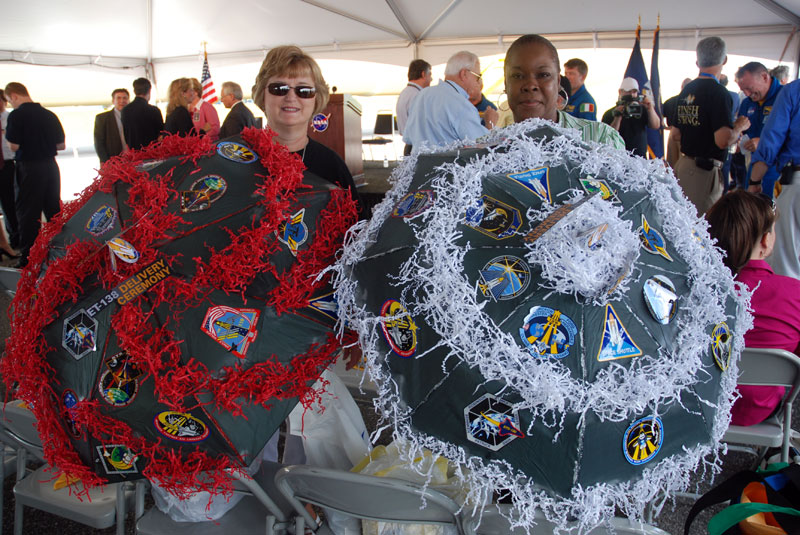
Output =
[{"x1": 301, "y1": 145, "x2": 306, "y2": 162}]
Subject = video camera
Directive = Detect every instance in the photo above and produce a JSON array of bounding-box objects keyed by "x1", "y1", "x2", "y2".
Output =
[{"x1": 615, "y1": 94, "x2": 644, "y2": 119}]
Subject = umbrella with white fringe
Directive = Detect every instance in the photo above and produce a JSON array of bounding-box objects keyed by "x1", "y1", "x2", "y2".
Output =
[{"x1": 331, "y1": 120, "x2": 752, "y2": 532}]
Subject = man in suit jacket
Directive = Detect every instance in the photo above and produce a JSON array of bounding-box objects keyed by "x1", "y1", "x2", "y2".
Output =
[
  {"x1": 122, "y1": 78, "x2": 163, "y2": 150},
  {"x1": 219, "y1": 82, "x2": 257, "y2": 139},
  {"x1": 94, "y1": 88, "x2": 129, "y2": 163}
]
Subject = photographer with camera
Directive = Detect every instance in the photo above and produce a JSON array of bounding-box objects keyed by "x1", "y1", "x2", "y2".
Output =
[{"x1": 601, "y1": 77, "x2": 660, "y2": 157}]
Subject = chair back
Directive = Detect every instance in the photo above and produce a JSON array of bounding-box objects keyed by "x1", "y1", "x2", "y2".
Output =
[
  {"x1": 0, "y1": 400, "x2": 44, "y2": 461},
  {"x1": 275, "y1": 465, "x2": 464, "y2": 533},
  {"x1": 737, "y1": 347, "x2": 800, "y2": 393}
]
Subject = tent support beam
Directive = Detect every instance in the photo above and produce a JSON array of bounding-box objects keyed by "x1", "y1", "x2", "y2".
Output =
[
  {"x1": 751, "y1": 0, "x2": 800, "y2": 25},
  {"x1": 418, "y1": 0, "x2": 461, "y2": 41},
  {"x1": 384, "y1": 0, "x2": 417, "y2": 43},
  {"x1": 298, "y1": 0, "x2": 408, "y2": 40}
]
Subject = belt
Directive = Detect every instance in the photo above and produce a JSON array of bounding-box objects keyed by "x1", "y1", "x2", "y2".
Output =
[{"x1": 682, "y1": 154, "x2": 723, "y2": 169}]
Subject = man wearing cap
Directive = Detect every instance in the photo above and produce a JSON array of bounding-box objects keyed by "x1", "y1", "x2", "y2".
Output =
[
  {"x1": 602, "y1": 77, "x2": 660, "y2": 157},
  {"x1": 669, "y1": 36, "x2": 750, "y2": 215},
  {"x1": 736, "y1": 62, "x2": 783, "y2": 197}
]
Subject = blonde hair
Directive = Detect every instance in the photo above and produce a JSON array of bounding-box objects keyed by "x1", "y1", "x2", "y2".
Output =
[
  {"x1": 166, "y1": 78, "x2": 190, "y2": 115},
  {"x1": 252, "y1": 45, "x2": 329, "y2": 115}
]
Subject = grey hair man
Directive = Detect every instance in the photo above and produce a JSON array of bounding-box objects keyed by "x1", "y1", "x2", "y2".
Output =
[
  {"x1": 668, "y1": 36, "x2": 750, "y2": 215},
  {"x1": 402, "y1": 51, "x2": 497, "y2": 149},
  {"x1": 219, "y1": 81, "x2": 257, "y2": 139}
]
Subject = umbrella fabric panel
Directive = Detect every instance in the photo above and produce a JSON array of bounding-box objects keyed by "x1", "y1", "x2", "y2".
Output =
[{"x1": 410, "y1": 366, "x2": 581, "y2": 498}]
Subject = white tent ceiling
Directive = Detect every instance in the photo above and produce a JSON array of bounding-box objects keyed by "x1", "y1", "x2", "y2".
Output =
[{"x1": 2, "y1": 0, "x2": 799, "y2": 105}]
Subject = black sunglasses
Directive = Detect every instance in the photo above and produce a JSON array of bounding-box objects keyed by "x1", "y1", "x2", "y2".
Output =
[{"x1": 267, "y1": 83, "x2": 316, "y2": 99}]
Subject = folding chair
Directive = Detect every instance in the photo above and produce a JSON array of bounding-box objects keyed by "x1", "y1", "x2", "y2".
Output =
[
  {"x1": 723, "y1": 347, "x2": 800, "y2": 464},
  {"x1": 136, "y1": 461, "x2": 294, "y2": 535},
  {"x1": 0, "y1": 266, "x2": 21, "y2": 296},
  {"x1": 463, "y1": 505, "x2": 670, "y2": 534},
  {"x1": 274, "y1": 464, "x2": 467, "y2": 535},
  {"x1": 362, "y1": 111, "x2": 398, "y2": 162},
  {"x1": 1, "y1": 400, "x2": 144, "y2": 535}
]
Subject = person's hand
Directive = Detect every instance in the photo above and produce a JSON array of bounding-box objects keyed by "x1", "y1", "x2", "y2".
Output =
[
  {"x1": 747, "y1": 183, "x2": 762, "y2": 194},
  {"x1": 342, "y1": 343, "x2": 363, "y2": 371},
  {"x1": 733, "y1": 115, "x2": 751, "y2": 133},
  {"x1": 743, "y1": 137, "x2": 759, "y2": 152},
  {"x1": 643, "y1": 95, "x2": 653, "y2": 109},
  {"x1": 484, "y1": 107, "x2": 499, "y2": 129},
  {"x1": 203, "y1": 122, "x2": 213, "y2": 132}
]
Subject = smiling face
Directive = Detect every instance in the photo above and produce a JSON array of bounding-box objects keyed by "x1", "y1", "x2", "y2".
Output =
[
  {"x1": 112, "y1": 91, "x2": 129, "y2": 111},
  {"x1": 262, "y1": 71, "x2": 317, "y2": 133},
  {"x1": 505, "y1": 42, "x2": 560, "y2": 123},
  {"x1": 737, "y1": 70, "x2": 770, "y2": 102}
]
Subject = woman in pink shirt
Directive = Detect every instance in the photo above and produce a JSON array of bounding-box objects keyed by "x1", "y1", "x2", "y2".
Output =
[
  {"x1": 184, "y1": 78, "x2": 220, "y2": 141},
  {"x1": 707, "y1": 190, "x2": 800, "y2": 425}
]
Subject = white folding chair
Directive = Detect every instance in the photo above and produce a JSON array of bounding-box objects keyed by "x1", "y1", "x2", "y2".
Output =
[
  {"x1": 1, "y1": 400, "x2": 143, "y2": 535},
  {"x1": 136, "y1": 461, "x2": 294, "y2": 535},
  {"x1": 274, "y1": 464, "x2": 467, "y2": 535},
  {"x1": 464, "y1": 504, "x2": 670, "y2": 535},
  {"x1": 723, "y1": 347, "x2": 800, "y2": 464}
]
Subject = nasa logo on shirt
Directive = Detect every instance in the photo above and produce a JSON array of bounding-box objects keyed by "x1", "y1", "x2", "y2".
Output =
[{"x1": 311, "y1": 113, "x2": 330, "y2": 132}]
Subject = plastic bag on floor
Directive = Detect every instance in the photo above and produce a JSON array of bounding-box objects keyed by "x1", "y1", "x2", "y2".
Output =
[
  {"x1": 150, "y1": 454, "x2": 262, "y2": 522},
  {"x1": 288, "y1": 367, "x2": 370, "y2": 470}
]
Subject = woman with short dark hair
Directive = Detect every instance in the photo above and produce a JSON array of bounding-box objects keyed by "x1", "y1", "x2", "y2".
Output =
[{"x1": 707, "y1": 190, "x2": 800, "y2": 425}]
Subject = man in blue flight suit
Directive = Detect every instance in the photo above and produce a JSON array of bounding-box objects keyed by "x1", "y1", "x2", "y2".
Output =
[
  {"x1": 563, "y1": 58, "x2": 597, "y2": 121},
  {"x1": 737, "y1": 62, "x2": 783, "y2": 197},
  {"x1": 750, "y1": 79, "x2": 800, "y2": 280}
]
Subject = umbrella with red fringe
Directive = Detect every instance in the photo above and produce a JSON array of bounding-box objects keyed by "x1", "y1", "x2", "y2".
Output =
[{"x1": 1, "y1": 128, "x2": 358, "y2": 498}]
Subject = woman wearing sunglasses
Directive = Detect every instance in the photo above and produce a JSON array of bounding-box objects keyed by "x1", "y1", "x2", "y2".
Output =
[
  {"x1": 706, "y1": 190, "x2": 800, "y2": 426},
  {"x1": 252, "y1": 45, "x2": 361, "y2": 214}
]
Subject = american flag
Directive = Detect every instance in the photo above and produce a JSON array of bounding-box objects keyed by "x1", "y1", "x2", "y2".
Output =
[{"x1": 201, "y1": 51, "x2": 218, "y2": 104}]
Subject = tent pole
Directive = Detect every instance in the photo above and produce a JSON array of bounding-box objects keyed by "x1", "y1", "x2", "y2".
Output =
[{"x1": 146, "y1": 0, "x2": 154, "y2": 83}]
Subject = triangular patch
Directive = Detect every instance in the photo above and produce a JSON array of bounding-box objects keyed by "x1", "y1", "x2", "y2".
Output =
[
  {"x1": 507, "y1": 167, "x2": 551, "y2": 203},
  {"x1": 597, "y1": 304, "x2": 643, "y2": 361},
  {"x1": 308, "y1": 292, "x2": 339, "y2": 322}
]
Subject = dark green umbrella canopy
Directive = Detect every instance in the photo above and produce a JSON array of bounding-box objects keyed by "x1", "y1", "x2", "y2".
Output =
[
  {"x1": 333, "y1": 121, "x2": 751, "y2": 531},
  {"x1": 2, "y1": 129, "x2": 357, "y2": 497}
]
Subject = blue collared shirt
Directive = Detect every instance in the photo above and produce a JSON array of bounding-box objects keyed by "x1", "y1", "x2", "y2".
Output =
[
  {"x1": 742, "y1": 77, "x2": 783, "y2": 185},
  {"x1": 402, "y1": 80, "x2": 487, "y2": 148},
  {"x1": 564, "y1": 85, "x2": 597, "y2": 121},
  {"x1": 752, "y1": 79, "x2": 800, "y2": 170}
]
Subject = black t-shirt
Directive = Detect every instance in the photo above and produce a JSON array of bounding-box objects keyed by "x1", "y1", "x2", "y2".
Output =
[
  {"x1": 662, "y1": 95, "x2": 679, "y2": 127},
  {"x1": 601, "y1": 107, "x2": 649, "y2": 157},
  {"x1": 669, "y1": 77, "x2": 732, "y2": 161},
  {"x1": 293, "y1": 139, "x2": 364, "y2": 219},
  {"x1": 5, "y1": 102, "x2": 65, "y2": 161}
]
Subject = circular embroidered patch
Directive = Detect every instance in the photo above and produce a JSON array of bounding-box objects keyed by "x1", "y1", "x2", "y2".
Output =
[
  {"x1": 216, "y1": 142, "x2": 258, "y2": 163},
  {"x1": 379, "y1": 300, "x2": 418, "y2": 358},
  {"x1": 623, "y1": 416, "x2": 663, "y2": 465},
  {"x1": 519, "y1": 306, "x2": 577, "y2": 359},
  {"x1": 154, "y1": 411, "x2": 210, "y2": 442},
  {"x1": 711, "y1": 322, "x2": 732, "y2": 371},
  {"x1": 479, "y1": 256, "x2": 530, "y2": 301}
]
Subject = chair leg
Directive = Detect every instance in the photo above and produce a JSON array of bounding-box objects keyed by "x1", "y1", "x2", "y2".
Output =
[
  {"x1": 115, "y1": 482, "x2": 126, "y2": 535},
  {"x1": 135, "y1": 480, "x2": 146, "y2": 519},
  {"x1": 13, "y1": 449, "x2": 26, "y2": 535},
  {"x1": 782, "y1": 403, "x2": 793, "y2": 463}
]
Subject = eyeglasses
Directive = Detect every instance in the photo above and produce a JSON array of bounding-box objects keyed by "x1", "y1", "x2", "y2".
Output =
[
  {"x1": 468, "y1": 70, "x2": 483, "y2": 81},
  {"x1": 267, "y1": 83, "x2": 317, "y2": 99}
]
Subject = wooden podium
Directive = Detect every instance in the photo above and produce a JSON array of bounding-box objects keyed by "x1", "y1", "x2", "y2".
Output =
[{"x1": 307, "y1": 93, "x2": 364, "y2": 180}]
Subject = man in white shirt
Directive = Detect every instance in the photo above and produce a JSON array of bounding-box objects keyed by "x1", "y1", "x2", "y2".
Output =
[
  {"x1": 93, "y1": 88, "x2": 129, "y2": 163},
  {"x1": 396, "y1": 59, "x2": 431, "y2": 155}
]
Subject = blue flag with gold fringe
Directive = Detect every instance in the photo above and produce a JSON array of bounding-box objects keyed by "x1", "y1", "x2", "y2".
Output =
[
  {"x1": 648, "y1": 24, "x2": 664, "y2": 158},
  {"x1": 624, "y1": 24, "x2": 664, "y2": 159}
]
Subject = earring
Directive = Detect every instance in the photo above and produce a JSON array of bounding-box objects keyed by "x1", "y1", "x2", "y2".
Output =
[{"x1": 558, "y1": 88, "x2": 569, "y2": 111}]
